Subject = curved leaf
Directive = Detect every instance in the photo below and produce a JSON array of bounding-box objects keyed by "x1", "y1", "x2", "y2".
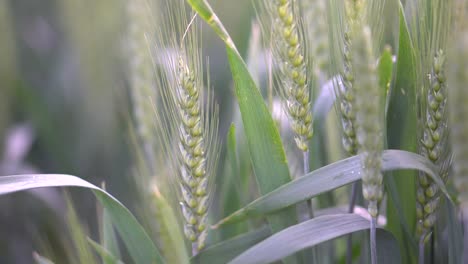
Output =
[
  {"x1": 33, "y1": 253, "x2": 55, "y2": 264},
  {"x1": 191, "y1": 227, "x2": 270, "y2": 264},
  {"x1": 228, "y1": 214, "x2": 400, "y2": 264},
  {"x1": 0, "y1": 174, "x2": 164, "y2": 264},
  {"x1": 214, "y1": 150, "x2": 450, "y2": 227}
]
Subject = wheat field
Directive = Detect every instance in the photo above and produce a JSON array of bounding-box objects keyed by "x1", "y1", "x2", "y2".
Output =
[{"x1": 0, "y1": 0, "x2": 468, "y2": 263}]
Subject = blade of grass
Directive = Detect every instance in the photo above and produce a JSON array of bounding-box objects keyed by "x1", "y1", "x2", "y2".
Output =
[
  {"x1": 192, "y1": 226, "x2": 270, "y2": 264},
  {"x1": 228, "y1": 214, "x2": 400, "y2": 264},
  {"x1": 101, "y1": 208, "x2": 120, "y2": 260},
  {"x1": 87, "y1": 238, "x2": 124, "y2": 264},
  {"x1": 99, "y1": 184, "x2": 120, "y2": 260},
  {"x1": 219, "y1": 124, "x2": 248, "y2": 239},
  {"x1": 213, "y1": 150, "x2": 451, "y2": 227},
  {"x1": 385, "y1": 3, "x2": 419, "y2": 263},
  {"x1": 65, "y1": 194, "x2": 97, "y2": 264},
  {"x1": 152, "y1": 187, "x2": 190, "y2": 264},
  {"x1": 0, "y1": 174, "x2": 164, "y2": 264}
]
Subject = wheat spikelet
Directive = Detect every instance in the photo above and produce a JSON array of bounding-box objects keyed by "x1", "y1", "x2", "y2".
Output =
[
  {"x1": 259, "y1": 0, "x2": 313, "y2": 152},
  {"x1": 353, "y1": 25, "x2": 383, "y2": 218},
  {"x1": 416, "y1": 50, "x2": 450, "y2": 235},
  {"x1": 336, "y1": 0, "x2": 367, "y2": 157},
  {"x1": 154, "y1": 0, "x2": 219, "y2": 252}
]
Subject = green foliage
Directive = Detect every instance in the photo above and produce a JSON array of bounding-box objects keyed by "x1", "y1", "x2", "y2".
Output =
[
  {"x1": 1, "y1": 0, "x2": 468, "y2": 263},
  {"x1": 0, "y1": 174, "x2": 164, "y2": 264},
  {"x1": 385, "y1": 3, "x2": 419, "y2": 262}
]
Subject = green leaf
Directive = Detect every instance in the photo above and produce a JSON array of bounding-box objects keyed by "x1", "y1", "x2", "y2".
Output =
[
  {"x1": 65, "y1": 194, "x2": 97, "y2": 264},
  {"x1": 100, "y1": 206, "x2": 121, "y2": 261},
  {"x1": 187, "y1": 0, "x2": 298, "y2": 236},
  {"x1": 0, "y1": 174, "x2": 164, "y2": 264},
  {"x1": 385, "y1": 3, "x2": 419, "y2": 263},
  {"x1": 228, "y1": 214, "x2": 400, "y2": 264},
  {"x1": 87, "y1": 238, "x2": 124, "y2": 264},
  {"x1": 378, "y1": 46, "x2": 393, "y2": 107},
  {"x1": 152, "y1": 188, "x2": 190, "y2": 264},
  {"x1": 191, "y1": 227, "x2": 270, "y2": 264},
  {"x1": 219, "y1": 124, "x2": 248, "y2": 239},
  {"x1": 33, "y1": 252, "x2": 55, "y2": 264},
  {"x1": 213, "y1": 150, "x2": 450, "y2": 227}
]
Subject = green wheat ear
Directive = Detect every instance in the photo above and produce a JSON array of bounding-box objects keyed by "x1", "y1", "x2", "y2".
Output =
[
  {"x1": 416, "y1": 50, "x2": 450, "y2": 235},
  {"x1": 153, "y1": 0, "x2": 219, "y2": 253},
  {"x1": 258, "y1": 0, "x2": 313, "y2": 152},
  {"x1": 407, "y1": 0, "x2": 453, "y2": 240},
  {"x1": 352, "y1": 25, "x2": 383, "y2": 218},
  {"x1": 127, "y1": 0, "x2": 158, "y2": 172},
  {"x1": 335, "y1": 0, "x2": 366, "y2": 158}
]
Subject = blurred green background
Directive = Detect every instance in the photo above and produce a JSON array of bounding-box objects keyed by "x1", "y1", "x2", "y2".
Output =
[{"x1": 0, "y1": 0, "x2": 254, "y2": 262}]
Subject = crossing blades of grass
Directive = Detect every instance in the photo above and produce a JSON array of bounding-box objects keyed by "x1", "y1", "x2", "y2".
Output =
[
  {"x1": 0, "y1": 174, "x2": 164, "y2": 264},
  {"x1": 228, "y1": 214, "x2": 400, "y2": 264},
  {"x1": 192, "y1": 226, "x2": 270, "y2": 264},
  {"x1": 214, "y1": 150, "x2": 451, "y2": 227}
]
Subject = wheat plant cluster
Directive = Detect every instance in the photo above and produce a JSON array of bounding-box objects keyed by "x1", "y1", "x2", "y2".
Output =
[{"x1": 1, "y1": 0, "x2": 468, "y2": 263}]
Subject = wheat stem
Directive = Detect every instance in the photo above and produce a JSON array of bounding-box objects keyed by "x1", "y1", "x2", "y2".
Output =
[
  {"x1": 370, "y1": 216, "x2": 377, "y2": 264},
  {"x1": 418, "y1": 233, "x2": 426, "y2": 264},
  {"x1": 302, "y1": 151, "x2": 314, "y2": 220}
]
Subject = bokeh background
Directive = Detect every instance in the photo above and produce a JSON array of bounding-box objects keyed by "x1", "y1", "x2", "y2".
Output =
[{"x1": 0, "y1": 0, "x2": 254, "y2": 262}]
